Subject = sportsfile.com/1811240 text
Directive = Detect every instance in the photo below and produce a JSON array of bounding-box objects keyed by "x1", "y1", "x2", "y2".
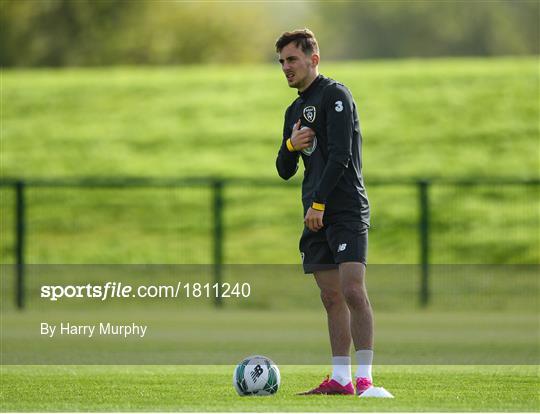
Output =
[{"x1": 40, "y1": 282, "x2": 251, "y2": 301}]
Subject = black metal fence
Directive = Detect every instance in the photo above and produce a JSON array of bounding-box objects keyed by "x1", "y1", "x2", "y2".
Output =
[{"x1": 1, "y1": 177, "x2": 538, "y2": 310}]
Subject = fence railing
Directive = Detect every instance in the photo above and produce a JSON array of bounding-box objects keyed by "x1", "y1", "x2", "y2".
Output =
[{"x1": 1, "y1": 176, "x2": 538, "y2": 310}]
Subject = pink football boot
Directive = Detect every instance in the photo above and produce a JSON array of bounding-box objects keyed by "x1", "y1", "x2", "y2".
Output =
[
  {"x1": 298, "y1": 376, "x2": 355, "y2": 395},
  {"x1": 355, "y1": 377, "x2": 373, "y2": 396}
]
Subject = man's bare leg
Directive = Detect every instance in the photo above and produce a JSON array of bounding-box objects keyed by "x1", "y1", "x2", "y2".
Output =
[
  {"x1": 339, "y1": 262, "x2": 373, "y2": 349},
  {"x1": 314, "y1": 268, "x2": 351, "y2": 356},
  {"x1": 313, "y1": 268, "x2": 353, "y2": 389},
  {"x1": 339, "y1": 262, "x2": 374, "y2": 389}
]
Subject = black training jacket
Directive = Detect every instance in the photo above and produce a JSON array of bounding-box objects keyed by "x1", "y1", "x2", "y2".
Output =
[{"x1": 276, "y1": 74, "x2": 370, "y2": 226}]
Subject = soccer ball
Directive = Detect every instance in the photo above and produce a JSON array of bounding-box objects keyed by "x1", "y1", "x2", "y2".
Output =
[{"x1": 233, "y1": 355, "x2": 280, "y2": 396}]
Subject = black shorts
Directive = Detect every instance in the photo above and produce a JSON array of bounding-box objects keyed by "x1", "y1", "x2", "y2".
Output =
[{"x1": 299, "y1": 221, "x2": 368, "y2": 274}]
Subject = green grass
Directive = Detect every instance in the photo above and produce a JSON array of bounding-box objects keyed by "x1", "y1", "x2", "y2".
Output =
[
  {"x1": 2, "y1": 307, "x2": 538, "y2": 365},
  {"x1": 2, "y1": 288, "x2": 537, "y2": 411},
  {"x1": 1, "y1": 59, "x2": 538, "y2": 412},
  {"x1": 1, "y1": 365, "x2": 538, "y2": 411},
  {"x1": 3, "y1": 59, "x2": 538, "y2": 178},
  {"x1": 1, "y1": 58, "x2": 539, "y2": 264},
  {"x1": 1, "y1": 264, "x2": 538, "y2": 312}
]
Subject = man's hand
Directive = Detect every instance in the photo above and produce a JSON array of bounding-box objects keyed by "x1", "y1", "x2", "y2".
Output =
[
  {"x1": 304, "y1": 207, "x2": 324, "y2": 232},
  {"x1": 290, "y1": 119, "x2": 314, "y2": 150}
]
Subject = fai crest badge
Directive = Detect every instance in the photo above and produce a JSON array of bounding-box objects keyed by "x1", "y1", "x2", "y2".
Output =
[{"x1": 303, "y1": 106, "x2": 316, "y2": 123}]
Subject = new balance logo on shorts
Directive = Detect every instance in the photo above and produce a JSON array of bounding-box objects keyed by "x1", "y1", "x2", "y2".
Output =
[{"x1": 337, "y1": 243, "x2": 347, "y2": 252}]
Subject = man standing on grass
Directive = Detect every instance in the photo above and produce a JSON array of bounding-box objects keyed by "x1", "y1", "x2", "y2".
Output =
[{"x1": 275, "y1": 29, "x2": 373, "y2": 396}]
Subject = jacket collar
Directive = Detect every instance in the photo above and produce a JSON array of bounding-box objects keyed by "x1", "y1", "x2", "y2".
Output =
[{"x1": 298, "y1": 74, "x2": 323, "y2": 99}]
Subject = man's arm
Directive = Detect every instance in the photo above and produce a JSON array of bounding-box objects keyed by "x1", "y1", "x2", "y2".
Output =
[
  {"x1": 276, "y1": 142, "x2": 299, "y2": 180},
  {"x1": 312, "y1": 84, "x2": 354, "y2": 205},
  {"x1": 276, "y1": 106, "x2": 299, "y2": 180},
  {"x1": 276, "y1": 110, "x2": 314, "y2": 180},
  {"x1": 304, "y1": 85, "x2": 354, "y2": 231}
]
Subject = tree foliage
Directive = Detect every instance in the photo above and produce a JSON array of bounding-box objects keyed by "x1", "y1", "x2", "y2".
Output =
[
  {"x1": 0, "y1": 0, "x2": 271, "y2": 66},
  {"x1": 0, "y1": 0, "x2": 538, "y2": 67},
  {"x1": 316, "y1": 0, "x2": 539, "y2": 59}
]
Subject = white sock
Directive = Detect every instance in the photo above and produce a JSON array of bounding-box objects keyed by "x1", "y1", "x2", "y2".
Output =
[
  {"x1": 331, "y1": 356, "x2": 352, "y2": 386},
  {"x1": 355, "y1": 349, "x2": 373, "y2": 380}
]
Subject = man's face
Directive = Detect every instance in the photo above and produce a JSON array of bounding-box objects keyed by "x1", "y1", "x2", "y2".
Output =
[{"x1": 278, "y1": 42, "x2": 318, "y2": 91}]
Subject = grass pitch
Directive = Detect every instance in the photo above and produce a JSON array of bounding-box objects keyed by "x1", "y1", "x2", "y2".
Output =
[
  {"x1": 1, "y1": 306, "x2": 538, "y2": 411},
  {"x1": 1, "y1": 365, "x2": 538, "y2": 412},
  {"x1": 2, "y1": 307, "x2": 538, "y2": 365},
  {"x1": 2, "y1": 58, "x2": 539, "y2": 265},
  {"x1": 1, "y1": 57, "x2": 538, "y2": 412}
]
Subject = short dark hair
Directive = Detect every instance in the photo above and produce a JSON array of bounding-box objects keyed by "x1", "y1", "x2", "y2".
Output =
[{"x1": 275, "y1": 28, "x2": 319, "y2": 55}]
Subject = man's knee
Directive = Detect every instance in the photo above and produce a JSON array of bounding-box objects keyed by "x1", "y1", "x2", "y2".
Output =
[
  {"x1": 341, "y1": 285, "x2": 370, "y2": 309},
  {"x1": 319, "y1": 288, "x2": 345, "y2": 312},
  {"x1": 340, "y1": 271, "x2": 370, "y2": 309},
  {"x1": 339, "y1": 262, "x2": 369, "y2": 308}
]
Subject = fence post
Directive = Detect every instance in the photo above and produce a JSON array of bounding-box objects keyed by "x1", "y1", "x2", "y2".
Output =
[
  {"x1": 418, "y1": 179, "x2": 430, "y2": 307},
  {"x1": 212, "y1": 179, "x2": 224, "y2": 307},
  {"x1": 15, "y1": 180, "x2": 26, "y2": 310}
]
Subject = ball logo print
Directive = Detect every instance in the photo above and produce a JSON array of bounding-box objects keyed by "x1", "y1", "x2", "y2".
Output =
[
  {"x1": 233, "y1": 355, "x2": 281, "y2": 396},
  {"x1": 250, "y1": 365, "x2": 264, "y2": 382},
  {"x1": 303, "y1": 106, "x2": 316, "y2": 123}
]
